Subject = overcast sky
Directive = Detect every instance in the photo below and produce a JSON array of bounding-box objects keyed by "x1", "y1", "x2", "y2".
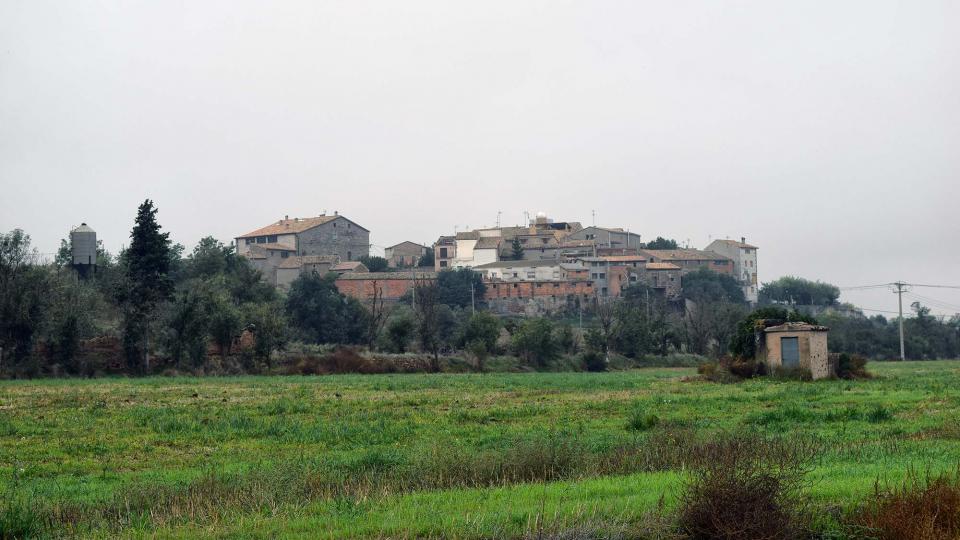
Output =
[{"x1": 1, "y1": 1, "x2": 958, "y2": 315}]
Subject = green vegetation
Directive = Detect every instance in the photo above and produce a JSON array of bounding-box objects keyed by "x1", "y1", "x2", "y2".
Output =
[
  {"x1": 2, "y1": 361, "x2": 960, "y2": 537},
  {"x1": 760, "y1": 275, "x2": 841, "y2": 306}
]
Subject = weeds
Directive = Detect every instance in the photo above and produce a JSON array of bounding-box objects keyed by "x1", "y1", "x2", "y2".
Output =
[{"x1": 852, "y1": 469, "x2": 960, "y2": 539}]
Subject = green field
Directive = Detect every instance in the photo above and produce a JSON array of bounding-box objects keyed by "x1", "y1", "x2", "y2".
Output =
[{"x1": 3, "y1": 361, "x2": 960, "y2": 538}]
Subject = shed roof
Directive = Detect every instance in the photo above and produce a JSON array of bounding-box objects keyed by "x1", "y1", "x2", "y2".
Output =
[
  {"x1": 711, "y1": 239, "x2": 759, "y2": 249},
  {"x1": 333, "y1": 261, "x2": 368, "y2": 272},
  {"x1": 238, "y1": 215, "x2": 368, "y2": 238},
  {"x1": 764, "y1": 322, "x2": 830, "y2": 333}
]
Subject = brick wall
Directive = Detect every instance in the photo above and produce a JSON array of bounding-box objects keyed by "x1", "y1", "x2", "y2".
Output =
[{"x1": 335, "y1": 276, "x2": 434, "y2": 301}]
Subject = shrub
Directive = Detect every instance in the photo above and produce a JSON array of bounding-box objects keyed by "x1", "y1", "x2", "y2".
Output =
[
  {"x1": 626, "y1": 409, "x2": 660, "y2": 432},
  {"x1": 866, "y1": 404, "x2": 893, "y2": 423},
  {"x1": 836, "y1": 353, "x2": 871, "y2": 379},
  {"x1": 852, "y1": 471, "x2": 960, "y2": 540},
  {"x1": 677, "y1": 433, "x2": 816, "y2": 540},
  {"x1": 725, "y1": 356, "x2": 764, "y2": 379},
  {"x1": 581, "y1": 351, "x2": 607, "y2": 372}
]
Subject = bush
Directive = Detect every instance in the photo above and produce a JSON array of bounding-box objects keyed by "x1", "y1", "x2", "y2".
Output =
[
  {"x1": 626, "y1": 409, "x2": 660, "y2": 431},
  {"x1": 677, "y1": 433, "x2": 816, "y2": 540},
  {"x1": 852, "y1": 471, "x2": 960, "y2": 540},
  {"x1": 836, "y1": 353, "x2": 871, "y2": 379},
  {"x1": 581, "y1": 351, "x2": 607, "y2": 372},
  {"x1": 725, "y1": 356, "x2": 765, "y2": 379},
  {"x1": 866, "y1": 404, "x2": 893, "y2": 423}
]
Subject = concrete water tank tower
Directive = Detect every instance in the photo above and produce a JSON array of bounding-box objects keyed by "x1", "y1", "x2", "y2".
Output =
[{"x1": 70, "y1": 223, "x2": 97, "y2": 278}]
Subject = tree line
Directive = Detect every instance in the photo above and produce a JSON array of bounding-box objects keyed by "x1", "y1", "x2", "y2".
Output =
[{"x1": 2, "y1": 204, "x2": 957, "y2": 378}]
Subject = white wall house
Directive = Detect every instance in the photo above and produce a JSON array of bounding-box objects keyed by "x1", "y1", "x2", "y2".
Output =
[
  {"x1": 474, "y1": 260, "x2": 586, "y2": 281},
  {"x1": 705, "y1": 238, "x2": 759, "y2": 304}
]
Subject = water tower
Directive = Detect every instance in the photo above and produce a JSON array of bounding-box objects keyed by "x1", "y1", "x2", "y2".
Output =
[{"x1": 70, "y1": 223, "x2": 97, "y2": 279}]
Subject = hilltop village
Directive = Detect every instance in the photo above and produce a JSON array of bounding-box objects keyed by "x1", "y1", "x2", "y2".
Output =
[{"x1": 234, "y1": 211, "x2": 758, "y2": 316}]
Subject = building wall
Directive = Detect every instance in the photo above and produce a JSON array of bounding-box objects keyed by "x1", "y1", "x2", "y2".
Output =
[
  {"x1": 705, "y1": 241, "x2": 759, "y2": 304},
  {"x1": 763, "y1": 331, "x2": 830, "y2": 380},
  {"x1": 335, "y1": 277, "x2": 431, "y2": 302},
  {"x1": 472, "y1": 248, "x2": 499, "y2": 267},
  {"x1": 485, "y1": 280, "x2": 593, "y2": 299},
  {"x1": 567, "y1": 227, "x2": 641, "y2": 251},
  {"x1": 296, "y1": 217, "x2": 369, "y2": 261},
  {"x1": 237, "y1": 233, "x2": 297, "y2": 255},
  {"x1": 434, "y1": 240, "x2": 456, "y2": 270}
]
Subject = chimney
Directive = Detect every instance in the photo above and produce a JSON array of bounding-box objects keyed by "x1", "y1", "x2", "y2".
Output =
[
  {"x1": 741, "y1": 236, "x2": 746, "y2": 244},
  {"x1": 285, "y1": 215, "x2": 289, "y2": 221},
  {"x1": 334, "y1": 210, "x2": 338, "y2": 216}
]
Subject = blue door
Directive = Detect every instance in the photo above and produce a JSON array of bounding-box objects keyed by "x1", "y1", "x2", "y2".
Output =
[{"x1": 781, "y1": 337, "x2": 800, "y2": 368}]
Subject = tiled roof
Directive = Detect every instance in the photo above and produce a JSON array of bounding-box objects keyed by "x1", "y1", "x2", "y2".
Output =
[
  {"x1": 645, "y1": 262, "x2": 681, "y2": 270},
  {"x1": 712, "y1": 239, "x2": 759, "y2": 249},
  {"x1": 475, "y1": 237, "x2": 502, "y2": 249},
  {"x1": 301, "y1": 255, "x2": 339, "y2": 265},
  {"x1": 764, "y1": 322, "x2": 829, "y2": 333},
  {"x1": 238, "y1": 215, "x2": 369, "y2": 239},
  {"x1": 455, "y1": 231, "x2": 480, "y2": 240},
  {"x1": 474, "y1": 260, "x2": 564, "y2": 269},
  {"x1": 640, "y1": 249, "x2": 732, "y2": 262},
  {"x1": 598, "y1": 255, "x2": 646, "y2": 262},
  {"x1": 237, "y1": 216, "x2": 338, "y2": 238},
  {"x1": 332, "y1": 261, "x2": 368, "y2": 272},
  {"x1": 386, "y1": 241, "x2": 426, "y2": 251},
  {"x1": 336, "y1": 271, "x2": 438, "y2": 280}
]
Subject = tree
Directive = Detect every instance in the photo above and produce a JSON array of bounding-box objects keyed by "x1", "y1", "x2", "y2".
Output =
[
  {"x1": 461, "y1": 311, "x2": 501, "y2": 371},
  {"x1": 286, "y1": 272, "x2": 368, "y2": 344},
  {"x1": 681, "y1": 268, "x2": 746, "y2": 304},
  {"x1": 512, "y1": 318, "x2": 559, "y2": 368},
  {"x1": 162, "y1": 284, "x2": 211, "y2": 368},
  {"x1": 510, "y1": 237, "x2": 524, "y2": 260},
  {"x1": 645, "y1": 237, "x2": 679, "y2": 250},
  {"x1": 242, "y1": 301, "x2": 287, "y2": 368},
  {"x1": 0, "y1": 230, "x2": 51, "y2": 373},
  {"x1": 437, "y1": 268, "x2": 485, "y2": 308},
  {"x1": 385, "y1": 313, "x2": 415, "y2": 353},
  {"x1": 759, "y1": 276, "x2": 840, "y2": 306},
  {"x1": 418, "y1": 247, "x2": 435, "y2": 268},
  {"x1": 122, "y1": 200, "x2": 174, "y2": 373},
  {"x1": 412, "y1": 276, "x2": 443, "y2": 370},
  {"x1": 184, "y1": 236, "x2": 234, "y2": 279},
  {"x1": 358, "y1": 255, "x2": 389, "y2": 272}
]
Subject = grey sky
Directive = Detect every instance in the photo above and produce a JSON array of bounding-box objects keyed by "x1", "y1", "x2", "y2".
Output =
[{"x1": 1, "y1": 1, "x2": 958, "y2": 315}]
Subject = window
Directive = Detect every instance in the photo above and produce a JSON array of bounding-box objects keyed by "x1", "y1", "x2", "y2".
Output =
[
  {"x1": 440, "y1": 261, "x2": 448, "y2": 267},
  {"x1": 541, "y1": 238, "x2": 548, "y2": 244},
  {"x1": 256, "y1": 237, "x2": 266, "y2": 243},
  {"x1": 553, "y1": 283, "x2": 560, "y2": 288},
  {"x1": 439, "y1": 248, "x2": 448, "y2": 258},
  {"x1": 536, "y1": 283, "x2": 542, "y2": 288},
  {"x1": 333, "y1": 223, "x2": 337, "y2": 228},
  {"x1": 245, "y1": 238, "x2": 253, "y2": 245},
  {"x1": 591, "y1": 273, "x2": 598, "y2": 279},
  {"x1": 781, "y1": 337, "x2": 800, "y2": 368},
  {"x1": 281, "y1": 252, "x2": 289, "y2": 258},
  {"x1": 599, "y1": 273, "x2": 606, "y2": 279},
  {"x1": 512, "y1": 272, "x2": 518, "y2": 278},
  {"x1": 267, "y1": 235, "x2": 277, "y2": 243},
  {"x1": 347, "y1": 251, "x2": 352, "y2": 261}
]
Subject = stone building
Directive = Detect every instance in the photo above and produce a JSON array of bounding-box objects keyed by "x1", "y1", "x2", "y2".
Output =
[
  {"x1": 566, "y1": 226, "x2": 642, "y2": 252},
  {"x1": 636, "y1": 249, "x2": 734, "y2": 276},
  {"x1": 705, "y1": 238, "x2": 759, "y2": 304},
  {"x1": 759, "y1": 322, "x2": 831, "y2": 379},
  {"x1": 236, "y1": 213, "x2": 369, "y2": 263},
  {"x1": 385, "y1": 241, "x2": 428, "y2": 268}
]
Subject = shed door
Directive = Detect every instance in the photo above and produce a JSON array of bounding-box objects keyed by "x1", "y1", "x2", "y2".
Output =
[{"x1": 781, "y1": 337, "x2": 800, "y2": 368}]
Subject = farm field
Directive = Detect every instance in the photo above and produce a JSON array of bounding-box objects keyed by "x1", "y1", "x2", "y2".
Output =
[{"x1": 3, "y1": 361, "x2": 960, "y2": 538}]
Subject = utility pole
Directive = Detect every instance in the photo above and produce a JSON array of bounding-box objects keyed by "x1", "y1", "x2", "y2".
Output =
[
  {"x1": 894, "y1": 281, "x2": 906, "y2": 361},
  {"x1": 470, "y1": 282, "x2": 475, "y2": 315}
]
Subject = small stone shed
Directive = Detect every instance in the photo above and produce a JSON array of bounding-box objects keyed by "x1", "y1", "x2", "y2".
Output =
[{"x1": 760, "y1": 322, "x2": 831, "y2": 379}]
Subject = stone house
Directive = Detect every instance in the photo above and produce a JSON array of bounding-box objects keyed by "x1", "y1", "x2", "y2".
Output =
[
  {"x1": 758, "y1": 322, "x2": 831, "y2": 379},
  {"x1": 566, "y1": 226, "x2": 642, "y2": 252},
  {"x1": 636, "y1": 249, "x2": 734, "y2": 276},
  {"x1": 236, "y1": 213, "x2": 369, "y2": 263},
  {"x1": 433, "y1": 236, "x2": 456, "y2": 270},
  {"x1": 385, "y1": 241, "x2": 428, "y2": 268},
  {"x1": 274, "y1": 255, "x2": 339, "y2": 288},
  {"x1": 705, "y1": 238, "x2": 759, "y2": 304}
]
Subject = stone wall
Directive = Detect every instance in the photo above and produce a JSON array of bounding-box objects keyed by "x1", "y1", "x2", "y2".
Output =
[{"x1": 297, "y1": 217, "x2": 369, "y2": 261}]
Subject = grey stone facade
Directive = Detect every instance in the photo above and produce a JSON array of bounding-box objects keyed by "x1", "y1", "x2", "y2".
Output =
[{"x1": 296, "y1": 216, "x2": 369, "y2": 261}]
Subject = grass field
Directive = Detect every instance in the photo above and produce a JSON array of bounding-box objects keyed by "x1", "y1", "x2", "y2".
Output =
[{"x1": 3, "y1": 361, "x2": 960, "y2": 538}]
